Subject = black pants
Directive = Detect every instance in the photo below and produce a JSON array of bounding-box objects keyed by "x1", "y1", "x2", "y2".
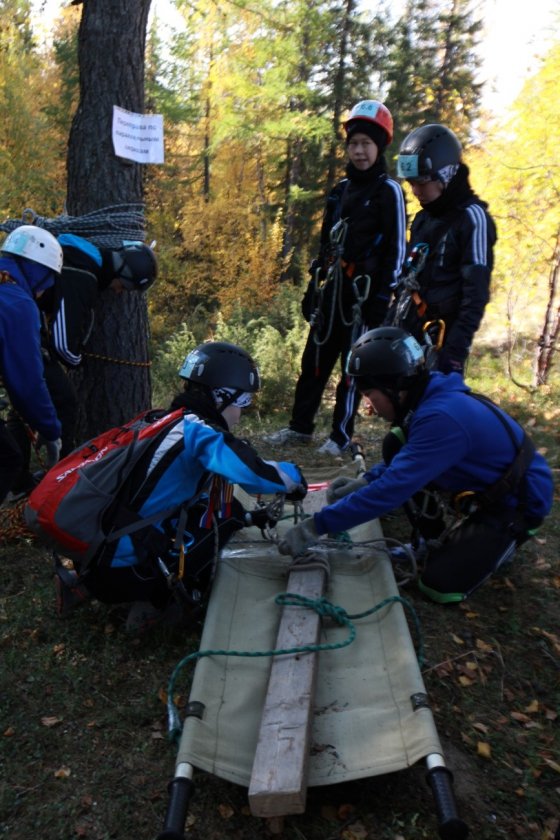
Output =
[
  {"x1": 81, "y1": 500, "x2": 246, "y2": 609},
  {"x1": 289, "y1": 319, "x2": 368, "y2": 448},
  {"x1": 382, "y1": 428, "x2": 538, "y2": 603},
  {"x1": 7, "y1": 357, "x2": 77, "y2": 492},
  {"x1": 0, "y1": 421, "x2": 24, "y2": 505},
  {"x1": 418, "y1": 506, "x2": 532, "y2": 603}
]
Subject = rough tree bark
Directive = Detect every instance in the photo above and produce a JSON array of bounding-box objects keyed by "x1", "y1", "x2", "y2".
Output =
[{"x1": 66, "y1": 0, "x2": 153, "y2": 440}]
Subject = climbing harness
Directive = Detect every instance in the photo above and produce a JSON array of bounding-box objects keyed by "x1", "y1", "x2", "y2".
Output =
[
  {"x1": 310, "y1": 218, "x2": 372, "y2": 374},
  {"x1": 392, "y1": 242, "x2": 430, "y2": 330}
]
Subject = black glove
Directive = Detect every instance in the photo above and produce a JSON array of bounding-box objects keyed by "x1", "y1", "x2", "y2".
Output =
[
  {"x1": 360, "y1": 291, "x2": 391, "y2": 327},
  {"x1": 308, "y1": 258, "x2": 325, "y2": 280},
  {"x1": 285, "y1": 470, "x2": 308, "y2": 502},
  {"x1": 301, "y1": 278, "x2": 315, "y2": 322},
  {"x1": 244, "y1": 507, "x2": 278, "y2": 530}
]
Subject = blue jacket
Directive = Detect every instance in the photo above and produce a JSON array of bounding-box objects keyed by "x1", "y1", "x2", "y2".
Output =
[
  {"x1": 0, "y1": 259, "x2": 61, "y2": 441},
  {"x1": 315, "y1": 372, "x2": 553, "y2": 536},
  {"x1": 111, "y1": 411, "x2": 305, "y2": 568}
]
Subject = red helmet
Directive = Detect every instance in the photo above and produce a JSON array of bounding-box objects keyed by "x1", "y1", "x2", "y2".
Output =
[{"x1": 343, "y1": 100, "x2": 394, "y2": 145}]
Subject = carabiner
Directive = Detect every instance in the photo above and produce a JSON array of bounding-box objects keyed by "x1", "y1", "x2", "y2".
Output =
[
  {"x1": 423, "y1": 319, "x2": 446, "y2": 350},
  {"x1": 352, "y1": 273, "x2": 371, "y2": 305}
]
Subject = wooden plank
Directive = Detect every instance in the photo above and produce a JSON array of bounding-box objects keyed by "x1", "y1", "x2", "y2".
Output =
[{"x1": 248, "y1": 560, "x2": 327, "y2": 817}]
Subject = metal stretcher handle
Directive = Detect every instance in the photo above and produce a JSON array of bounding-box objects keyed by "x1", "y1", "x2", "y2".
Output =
[
  {"x1": 156, "y1": 776, "x2": 194, "y2": 840},
  {"x1": 426, "y1": 765, "x2": 469, "y2": 839}
]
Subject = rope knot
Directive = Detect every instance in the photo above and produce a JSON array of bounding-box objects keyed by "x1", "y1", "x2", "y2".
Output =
[{"x1": 275, "y1": 593, "x2": 349, "y2": 627}]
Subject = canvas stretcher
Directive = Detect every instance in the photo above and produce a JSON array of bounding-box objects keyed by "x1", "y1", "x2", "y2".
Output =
[{"x1": 157, "y1": 478, "x2": 469, "y2": 840}]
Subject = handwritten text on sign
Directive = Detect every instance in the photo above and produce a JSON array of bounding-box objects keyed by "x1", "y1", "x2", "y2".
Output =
[{"x1": 112, "y1": 106, "x2": 164, "y2": 164}]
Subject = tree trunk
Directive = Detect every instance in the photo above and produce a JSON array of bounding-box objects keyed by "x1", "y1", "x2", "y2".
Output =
[
  {"x1": 533, "y1": 231, "x2": 560, "y2": 386},
  {"x1": 325, "y1": 0, "x2": 355, "y2": 197},
  {"x1": 66, "y1": 0, "x2": 153, "y2": 440}
]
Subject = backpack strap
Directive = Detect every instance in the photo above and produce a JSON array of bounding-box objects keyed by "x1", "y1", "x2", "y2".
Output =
[{"x1": 468, "y1": 393, "x2": 535, "y2": 507}]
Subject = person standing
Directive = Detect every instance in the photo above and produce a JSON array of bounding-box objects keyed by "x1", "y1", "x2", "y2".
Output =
[
  {"x1": 266, "y1": 100, "x2": 406, "y2": 456},
  {"x1": 390, "y1": 124, "x2": 497, "y2": 374}
]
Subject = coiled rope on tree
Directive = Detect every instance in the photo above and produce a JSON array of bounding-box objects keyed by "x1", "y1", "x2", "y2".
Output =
[{"x1": 0, "y1": 204, "x2": 146, "y2": 248}]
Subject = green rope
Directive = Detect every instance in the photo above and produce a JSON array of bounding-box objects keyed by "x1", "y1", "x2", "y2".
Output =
[{"x1": 165, "y1": 591, "x2": 424, "y2": 742}]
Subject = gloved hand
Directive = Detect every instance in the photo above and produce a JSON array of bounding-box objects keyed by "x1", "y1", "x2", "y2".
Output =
[
  {"x1": 301, "y1": 277, "x2": 316, "y2": 322},
  {"x1": 361, "y1": 292, "x2": 391, "y2": 327},
  {"x1": 326, "y1": 475, "x2": 368, "y2": 504},
  {"x1": 285, "y1": 470, "x2": 308, "y2": 502},
  {"x1": 38, "y1": 436, "x2": 62, "y2": 469},
  {"x1": 244, "y1": 507, "x2": 278, "y2": 530},
  {"x1": 437, "y1": 348, "x2": 464, "y2": 375},
  {"x1": 308, "y1": 258, "x2": 326, "y2": 280},
  {"x1": 278, "y1": 517, "x2": 319, "y2": 557}
]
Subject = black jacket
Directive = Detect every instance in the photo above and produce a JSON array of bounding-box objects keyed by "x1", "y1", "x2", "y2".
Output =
[
  {"x1": 303, "y1": 158, "x2": 406, "y2": 325},
  {"x1": 38, "y1": 236, "x2": 114, "y2": 367},
  {"x1": 401, "y1": 164, "x2": 497, "y2": 364}
]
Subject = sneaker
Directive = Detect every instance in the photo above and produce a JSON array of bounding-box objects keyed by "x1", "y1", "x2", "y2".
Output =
[
  {"x1": 263, "y1": 427, "x2": 312, "y2": 446},
  {"x1": 316, "y1": 438, "x2": 345, "y2": 457},
  {"x1": 54, "y1": 567, "x2": 90, "y2": 617}
]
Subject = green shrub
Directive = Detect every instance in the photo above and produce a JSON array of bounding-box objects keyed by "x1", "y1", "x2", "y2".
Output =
[
  {"x1": 150, "y1": 284, "x2": 308, "y2": 416},
  {"x1": 151, "y1": 322, "x2": 197, "y2": 408},
  {"x1": 214, "y1": 285, "x2": 307, "y2": 414}
]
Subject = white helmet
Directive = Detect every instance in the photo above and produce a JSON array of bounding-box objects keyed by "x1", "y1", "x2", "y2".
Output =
[{"x1": 1, "y1": 225, "x2": 63, "y2": 274}]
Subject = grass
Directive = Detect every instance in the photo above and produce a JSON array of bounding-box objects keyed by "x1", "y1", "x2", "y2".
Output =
[{"x1": 1, "y1": 347, "x2": 559, "y2": 840}]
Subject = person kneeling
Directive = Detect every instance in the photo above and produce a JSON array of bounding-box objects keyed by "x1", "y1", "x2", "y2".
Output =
[
  {"x1": 56, "y1": 341, "x2": 306, "y2": 632},
  {"x1": 278, "y1": 327, "x2": 553, "y2": 604}
]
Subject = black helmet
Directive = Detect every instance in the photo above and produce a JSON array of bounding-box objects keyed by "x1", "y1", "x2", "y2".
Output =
[
  {"x1": 112, "y1": 242, "x2": 158, "y2": 291},
  {"x1": 397, "y1": 124, "x2": 461, "y2": 182},
  {"x1": 347, "y1": 327, "x2": 425, "y2": 392},
  {"x1": 179, "y1": 341, "x2": 261, "y2": 393}
]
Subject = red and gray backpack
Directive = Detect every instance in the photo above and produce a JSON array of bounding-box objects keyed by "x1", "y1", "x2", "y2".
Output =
[{"x1": 24, "y1": 408, "x2": 188, "y2": 569}]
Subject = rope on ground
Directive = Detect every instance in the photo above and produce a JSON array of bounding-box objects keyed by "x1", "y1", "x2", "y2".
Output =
[
  {"x1": 0, "y1": 204, "x2": 146, "y2": 249},
  {"x1": 165, "y1": 590, "x2": 424, "y2": 742}
]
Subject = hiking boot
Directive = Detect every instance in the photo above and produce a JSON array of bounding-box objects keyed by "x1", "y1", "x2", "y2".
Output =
[
  {"x1": 263, "y1": 427, "x2": 312, "y2": 446},
  {"x1": 6, "y1": 470, "x2": 43, "y2": 502},
  {"x1": 316, "y1": 437, "x2": 345, "y2": 457},
  {"x1": 54, "y1": 567, "x2": 90, "y2": 617},
  {"x1": 125, "y1": 601, "x2": 164, "y2": 635}
]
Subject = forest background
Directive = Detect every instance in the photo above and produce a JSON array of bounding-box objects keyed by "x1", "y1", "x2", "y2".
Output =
[{"x1": 2, "y1": 0, "x2": 560, "y2": 420}]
